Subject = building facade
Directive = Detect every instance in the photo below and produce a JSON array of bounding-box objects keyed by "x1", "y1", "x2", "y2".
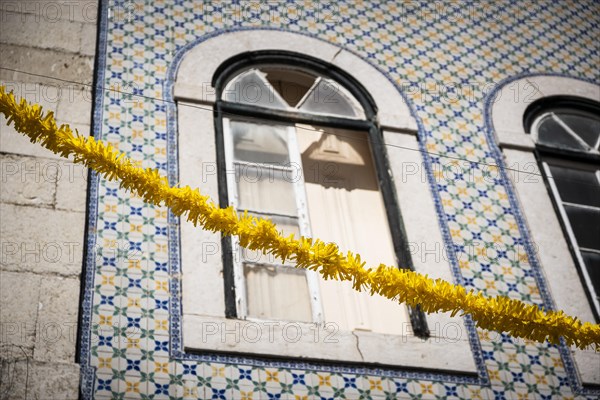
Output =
[{"x1": 0, "y1": 1, "x2": 599, "y2": 399}]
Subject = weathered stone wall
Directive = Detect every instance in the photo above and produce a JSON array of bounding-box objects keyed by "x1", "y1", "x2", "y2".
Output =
[{"x1": 0, "y1": 2, "x2": 98, "y2": 399}]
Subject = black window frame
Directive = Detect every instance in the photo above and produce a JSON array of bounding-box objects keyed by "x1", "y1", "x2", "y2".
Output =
[
  {"x1": 211, "y1": 50, "x2": 429, "y2": 337},
  {"x1": 524, "y1": 96, "x2": 600, "y2": 322}
]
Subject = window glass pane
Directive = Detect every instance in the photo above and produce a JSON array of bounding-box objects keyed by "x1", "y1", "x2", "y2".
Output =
[
  {"x1": 548, "y1": 164, "x2": 600, "y2": 208},
  {"x1": 582, "y1": 251, "x2": 600, "y2": 301},
  {"x1": 223, "y1": 70, "x2": 288, "y2": 109},
  {"x1": 297, "y1": 126, "x2": 411, "y2": 335},
  {"x1": 564, "y1": 205, "x2": 600, "y2": 251},
  {"x1": 262, "y1": 67, "x2": 317, "y2": 107},
  {"x1": 231, "y1": 120, "x2": 290, "y2": 164},
  {"x1": 244, "y1": 263, "x2": 312, "y2": 322},
  {"x1": 236, "y1": 164, "x2": 298, "y2": 216},
  {"x1": 537, "y1": 115, "x2": 587, "y2": 150},
  {"x1": 558, "y1": 113, "x2": 600, "y2": 149},
  {"x1": 299, "y1": 78, "x2": 365, "y2": 119},
  {"x1": 240, "y1": 215, "x2": 300, "y2": 265}
]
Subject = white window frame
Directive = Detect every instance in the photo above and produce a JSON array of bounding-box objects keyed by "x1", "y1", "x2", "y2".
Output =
[
  {"x1": 175, "y1": 30, "x2": 476, "y2": 373},
  {"x1": 222, "y1": 117, "x2": 323, "y2": 323},
  {"x1": 490, "y1": 75, "x2": 600, "y2": 385}
]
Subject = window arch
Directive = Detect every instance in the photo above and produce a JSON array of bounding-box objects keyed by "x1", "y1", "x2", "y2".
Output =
[
  {"x1": 524, "y1": 97, "x2": 600, "y2": 320},
  {"x1": 213, "y1": 52, "x2": 428, "y2": 336},
  {"x1": 173, "y1": 31, "x2": 477, "y2": 373}
]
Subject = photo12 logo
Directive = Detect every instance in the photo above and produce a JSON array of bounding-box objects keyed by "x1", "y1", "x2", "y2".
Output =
[{"x1": 200, "y1": 321, "x2": 340, "y2": 344}]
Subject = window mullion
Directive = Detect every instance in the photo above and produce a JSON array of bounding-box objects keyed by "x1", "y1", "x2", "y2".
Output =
[
  {"x1": 233, "y1": 159, "x2": 295, "y2": 172},
  {"x1": 239, "y1": 209, "x2": 299, "y2": 220},
  {"x1": 561, "y1": 201, "x2": 600, "y2": 212},
  {"x1": 580, "y1": 247, "x2": 600, "y2": 255},
  {"x1": 295, "y1": 77, "x2": 321, "y2": 110},
  {"x1": 286, "y1": 125, "x2": 324, "y2": 324}
]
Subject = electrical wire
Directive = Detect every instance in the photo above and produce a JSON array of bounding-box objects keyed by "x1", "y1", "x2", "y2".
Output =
[{"x1": 1, "y1": 66, "x2": 598, "y2": 189}]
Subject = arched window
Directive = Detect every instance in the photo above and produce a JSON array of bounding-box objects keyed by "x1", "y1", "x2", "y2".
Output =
[
  {"x1": 489, "y1": 77, "x2": 600, "y2": 387},
  {"x1": 174, "y1": 33, "x2": 476, "y2": 372},
  {"x1": 525, "y1": 97, "x2": 600, "y2": 320},
  {"x1": 213, "y1": 52, "x2": 428, "y2": 336}
]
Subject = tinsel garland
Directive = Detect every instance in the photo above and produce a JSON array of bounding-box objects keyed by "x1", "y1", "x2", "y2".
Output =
[{"x1": 1, "y1": 85, "x2": 598, "y2": 350}]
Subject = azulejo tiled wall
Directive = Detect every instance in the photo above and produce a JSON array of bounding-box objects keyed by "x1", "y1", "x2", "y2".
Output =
[{"x1": 80, "y1": 0, "x2": 599, "y2": 398}]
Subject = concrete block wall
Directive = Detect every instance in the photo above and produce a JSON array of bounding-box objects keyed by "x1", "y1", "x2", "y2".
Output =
[{"x1": 0, "y1": 2, "x2": 98, "y2": 399}]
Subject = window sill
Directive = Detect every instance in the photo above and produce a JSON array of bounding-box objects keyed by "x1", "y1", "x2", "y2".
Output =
[{"x1": 183, "y1": 314, "x2": 478, "y2": 374}]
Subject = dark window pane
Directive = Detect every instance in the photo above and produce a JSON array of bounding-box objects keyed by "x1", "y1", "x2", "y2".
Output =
[
  {"x1": 564, "y1": 205, "x2": 600, "y2": 251},
  {"x1": 558, "y1": 113, "x2": 600, "y2": 149},
  {"x1": 537, "y1": 115, "x2": 587, "y2": 150},
  {"x1": 548, "y1": 164, "x2": 600, "y2": 208},
  {"x1": 262, "y1": 67, "x2": 317, "y2": 107},
  {"x1": 582, "y1": 251, "x2": 600, "y2": 300}
]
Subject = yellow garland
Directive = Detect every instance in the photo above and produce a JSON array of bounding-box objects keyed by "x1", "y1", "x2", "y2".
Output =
[{"x1": 1, "y1": 85, "x2": 599, "y2": 350}]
